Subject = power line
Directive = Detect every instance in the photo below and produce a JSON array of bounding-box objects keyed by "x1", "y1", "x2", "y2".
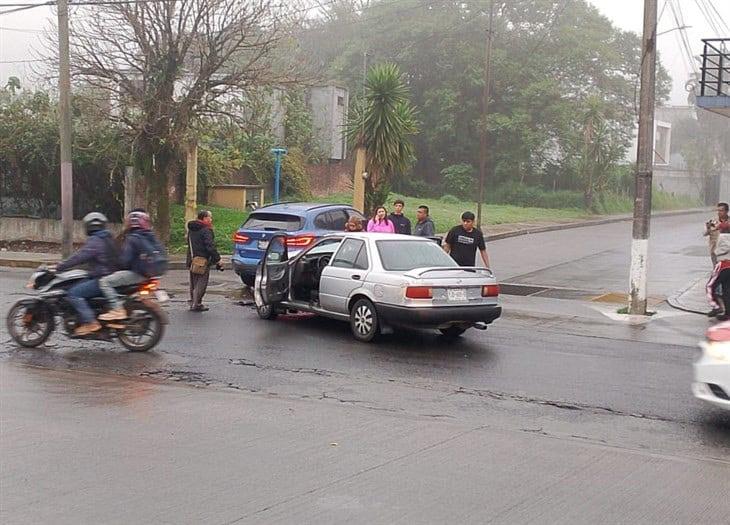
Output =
[
  {"x1": 0, "y1": 25, "x2": 45, "y2": 32},
  {"x1": 704, "y1": 0, "x2": 730, "y2": 33},
  {"x1": 693, "y1": 0, "x2": 722, "y2": 37},
  {"x1": 0, "y1": 58, "x2": 46, "y2": 63}
]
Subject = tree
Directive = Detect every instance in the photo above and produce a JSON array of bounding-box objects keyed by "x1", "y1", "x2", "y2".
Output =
[
  {"x1": 67, "y1": 0, "x2": 308, "y2": 241},
  {"x1": 301, "y1": 0, "x2": 671, "y2": 195},
  {"x1": 348, "y1": 63, "x2": 418, "y2": 211}
]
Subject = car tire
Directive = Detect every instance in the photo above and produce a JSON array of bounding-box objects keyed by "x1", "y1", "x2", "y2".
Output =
[
  {"x1": 256, "y1": 303, "x2": 278, "y2": 320},
  {"x1": 241, "y1": 274, "x2": 255, "y2": 287},
  {"x1": 350, "y1": 298, "x2": 379, "y2": 342},
  {"x1": 439, "y1": 326, "x2": 468, "y2": 338}
]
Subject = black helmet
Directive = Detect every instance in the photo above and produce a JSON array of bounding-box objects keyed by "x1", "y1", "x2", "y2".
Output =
[{"x1": 82, "y1": 212, "x2": 108, "y2": 236}]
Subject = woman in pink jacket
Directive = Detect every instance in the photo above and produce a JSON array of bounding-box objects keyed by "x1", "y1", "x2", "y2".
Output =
[{"x1": 367, "y1": 206, "x2": 395, "y2": 233}]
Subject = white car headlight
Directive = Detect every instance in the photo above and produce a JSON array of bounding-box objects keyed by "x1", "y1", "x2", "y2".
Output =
[{"x1": 701, "y1": 341, "x2": 730, "y2": 362}]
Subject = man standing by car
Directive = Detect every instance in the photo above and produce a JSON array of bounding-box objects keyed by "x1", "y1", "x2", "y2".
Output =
[
  {"x1": 187, "y1": 210, "x2": 222, "y2": 312},
  {"x1": 444, "y1": 211, "x2": 490, "y2": 268},
  {"x1": 389, "y1": 199, "x2": 411, "y2": 235},
  {"x1": 413, "y1": 205, "x2": 435, "y2": 237}
]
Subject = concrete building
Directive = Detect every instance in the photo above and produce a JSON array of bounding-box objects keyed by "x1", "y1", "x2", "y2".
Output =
[{"x1": 308, "y1": 85, "x2": 349, "y2": 161}]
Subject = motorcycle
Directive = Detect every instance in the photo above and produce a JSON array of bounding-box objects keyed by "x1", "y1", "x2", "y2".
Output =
[{"x1": 6, "y1": 266, "x2": 169, "y2": 352}]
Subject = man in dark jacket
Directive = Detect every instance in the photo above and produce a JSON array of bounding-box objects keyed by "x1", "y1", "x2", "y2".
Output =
[
  {"x1": 98, "y1": 210, "x2": 164, "y2": 321},
  {"x1": 187, "y1": 210, "x2": 222, "y2": 311},
  {"x1": 56, "y1": 212, "x2": 117, "y2": 335},
  {"x1": 388, "y1": 199, "x2": 412, "y2": 235},
  {"x1": 413, "y1": 205, "x2": 436, "y2": 237}
]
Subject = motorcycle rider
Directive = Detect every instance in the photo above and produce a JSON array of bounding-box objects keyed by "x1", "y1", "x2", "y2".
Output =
[
  {"x1": 98, "y1": 210, "x2": 164, "y2": 321},
  {"x1": 55, "y1": 212, "x2": 117, "y2": 336}
]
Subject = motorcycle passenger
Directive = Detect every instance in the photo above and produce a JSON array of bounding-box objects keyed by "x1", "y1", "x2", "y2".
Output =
[
  {"x1": 98, "y1": 210, "x2": 166, "y2": 321},
  {"x1": 56, "y1": 212, "x2": 117, "y2": 336}
]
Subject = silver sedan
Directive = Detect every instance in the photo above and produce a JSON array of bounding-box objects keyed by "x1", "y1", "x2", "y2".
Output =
[{"x1": 254, "y1": 233, "x2": 501, "y2": 342}]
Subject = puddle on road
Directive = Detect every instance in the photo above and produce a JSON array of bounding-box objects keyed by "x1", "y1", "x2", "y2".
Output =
[{"x1": 1, "y1": 360, "x2": 163, "y2": 408}]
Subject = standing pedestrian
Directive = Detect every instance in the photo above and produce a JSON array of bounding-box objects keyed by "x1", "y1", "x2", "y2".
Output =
[
  {"x1": 707, "y1": 226, "x2": 730, "y2": 319},
  {"x1": 345, "y1": 216, "x2": 364, "y2": 232},
  {"x1": 367, "y1": 206, "x2": 395, "y2": 233},
  {"x1": 187, "y1": 210, "x2": 222, "y2": 312},
  {"x1": 388, "y1": 199, "x2": 411, "y2": 235},
  {"x1": 704, "y1": 202, "x2": 729, "y2": 267},
  {"x1": 444, "y1": 211, "x2": 490, "y2": 268},
  {"x1": 413, "y1": 205, "x2": 436, "y2": 237}
]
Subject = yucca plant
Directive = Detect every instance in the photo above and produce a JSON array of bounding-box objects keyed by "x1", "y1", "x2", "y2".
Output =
[{"x1": 348, "y1": 63, "x2": 418, "y2": 213}]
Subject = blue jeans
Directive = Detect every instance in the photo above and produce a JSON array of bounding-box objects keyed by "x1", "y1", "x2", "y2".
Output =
[
  {"x1": 67, "y1": 279, "x2": 102, "y2": 324},
  {"x1": 98, "y1": 271, "x2": 144, "y2": 309}
]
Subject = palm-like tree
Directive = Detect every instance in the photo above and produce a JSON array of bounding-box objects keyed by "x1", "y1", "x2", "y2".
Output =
[{"x1": 348, "y1": 63, "x2": 418, "y2": 212}]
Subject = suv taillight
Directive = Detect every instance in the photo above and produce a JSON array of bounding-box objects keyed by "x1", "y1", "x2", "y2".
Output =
[
  {"x1": 286, "y1": 235, "x2": 315, "y2": 248},
  {"x1": 233, "y1": 232, "x2": 250, "y2": 244}
]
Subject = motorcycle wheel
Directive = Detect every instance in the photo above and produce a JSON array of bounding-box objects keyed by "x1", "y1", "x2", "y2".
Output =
[
  {"x1": 6, "y1": 300, "x2": 54, "y2": 348},
  {"x1": 117, "y1": 301, "x2": 164, "y2": 352}
]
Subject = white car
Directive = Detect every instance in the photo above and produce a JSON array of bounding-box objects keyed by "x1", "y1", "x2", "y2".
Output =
[
  {"x1": 693, "y1": 322, "x2": 730, "y2": 410},
  {"x1": 254, "y1": 233, "x2": 501, "y2": 342}
]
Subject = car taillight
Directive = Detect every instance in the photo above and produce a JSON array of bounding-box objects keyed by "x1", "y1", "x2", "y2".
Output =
[
  {"x1": 139, "y1": 280, "x2": 159, "y2": 296},
  {"x1": 233, "y1": 232, "x2": 250, "y2": 244},
  {"x1": 405, "y1": 286, "x2": 433, "y2": 299},
  {"x1": 482, "y1": 284, "x2": 500, "y2": 297},
  {"x1": 286, "y1": 235, "x2": 315, "y2": 248}
]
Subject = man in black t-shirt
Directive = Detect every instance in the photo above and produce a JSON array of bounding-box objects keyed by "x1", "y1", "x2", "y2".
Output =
[{"x1": 444, "y1": 211, "x2": 490, "y2": 268}]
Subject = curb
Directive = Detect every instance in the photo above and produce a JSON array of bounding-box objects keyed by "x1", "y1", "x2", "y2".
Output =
[
  {"x1": 667, "y1": 278, "x2": 710, "y2": 316},
  {"x1": 486, "y1": 208, "x2": 709, "y2": 241},
  {"x1": 0, "y1": 208, "x2": 710, "y2": 269}
]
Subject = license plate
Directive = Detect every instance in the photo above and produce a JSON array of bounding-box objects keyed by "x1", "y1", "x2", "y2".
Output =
[
  {"x1": 155, "y1": 290, "x2": 170, "y2": 303},
  {"x1": 258, "y1": 240, "x2": 269, "y2": 250},
  {"x1": 447, "y1": 288, "x2": 467, "y2": 302}
]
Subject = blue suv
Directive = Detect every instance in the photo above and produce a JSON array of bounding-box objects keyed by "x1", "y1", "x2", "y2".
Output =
[{"x1": 232, "y1": 202, "x2": 365, "y2": 286}]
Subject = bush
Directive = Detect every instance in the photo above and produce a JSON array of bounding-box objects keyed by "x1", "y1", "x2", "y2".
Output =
[
  {"x1": 280, "y1": 147, "x2": 313, "y2": 200},
  {"x1": 440, "y1": 194, "x2": 461, "y2": 204},
  {"x1": 487, "y1": 182, "x2": 584, "y2": 209},
  {"x1": 441, "y1": 163, "x2": 476, "y2": 200}
]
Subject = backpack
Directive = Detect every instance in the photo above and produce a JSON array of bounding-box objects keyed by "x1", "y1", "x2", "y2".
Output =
[{"x1": 134, "y1": 232, "x2": 169, "y2": 277}]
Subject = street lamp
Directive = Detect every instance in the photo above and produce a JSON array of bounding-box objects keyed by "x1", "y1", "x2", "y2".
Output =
[{"x1": 271, "y1": 147, "x2": 287, "y2": 204}]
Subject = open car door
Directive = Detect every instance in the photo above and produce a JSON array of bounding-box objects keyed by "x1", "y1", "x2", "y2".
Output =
[{"x1": 255, "y1": 234, "x2": 290, "y2": 307}]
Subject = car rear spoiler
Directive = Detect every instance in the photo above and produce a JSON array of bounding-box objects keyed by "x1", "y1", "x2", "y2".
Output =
[{"x1": 405, "y1": 267, "x2": 494, "y2": 278}]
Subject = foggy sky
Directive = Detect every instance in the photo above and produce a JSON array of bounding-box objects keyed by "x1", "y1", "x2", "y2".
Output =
[{"x1": 0, "y1": 0, "x2": 728, "y2": 104}]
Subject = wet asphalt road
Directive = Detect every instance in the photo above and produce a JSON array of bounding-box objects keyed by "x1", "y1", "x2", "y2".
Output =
[{"x1": 2, "y1": 212, "x2": 730, "y2": 523}]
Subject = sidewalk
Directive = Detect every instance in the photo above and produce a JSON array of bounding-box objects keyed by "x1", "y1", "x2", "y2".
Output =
[
  {"x1": 0, "y1": 207, "x2": 709, "y2": 270},
  {"x1": 668, "y1": 277, "x2": 710, "y2": 315}
]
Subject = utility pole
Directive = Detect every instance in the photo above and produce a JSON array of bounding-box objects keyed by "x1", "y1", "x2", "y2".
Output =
[
  {"x1": 353, "y1": 50, "x2": 369, "y2": 213},
  {"x1": 58, "y1": 0, "x2": 74, "y2": 257},
  {"x1": 184, "y1": 139, "x2": 198, "y2": 224},
  {"x1": 477, "y1": 0, "x2": 495, "y2": 229},
  {"x1": 628, "y1": 0, "x2": 658, "y2": 315}
]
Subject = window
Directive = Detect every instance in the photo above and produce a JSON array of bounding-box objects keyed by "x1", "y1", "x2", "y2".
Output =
[
  {"x1": 328, "y1": 210, "x2": 348, "y2": 231},
  {"x1": 377, "y1": 240, "x2": 457, "y2": 271},
  {"x1": 243, "y1": 213, "x2": 303, "y2": 232},
  {"x1": 332, "y1": 239, "x2": 365, "y2": 269},
  {"x1": 354, "y1": 245, "x2": 369, "y2": 270},
  {"x1": 337, "y1": 95, "x2": 345, "y2": 106},
  {"x1": 314, "y1": 209, "x2": 348, "y2": 231}
]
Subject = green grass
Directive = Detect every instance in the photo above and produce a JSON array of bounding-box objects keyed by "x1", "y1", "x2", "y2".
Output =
[
  {"x1": 170, "y1": 204, "x2": 249, "y2": 254},
  {"x1": 317, "y1": 192, "x2": 590, "y2": 233},
  {"x1": 170, "y1": 190, "x2": 700, "y2": 254}
]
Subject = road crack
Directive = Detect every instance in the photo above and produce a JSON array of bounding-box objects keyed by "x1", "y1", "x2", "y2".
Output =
[{"x1": 453, "y1": 386, "x2": 671, "y2": 422}]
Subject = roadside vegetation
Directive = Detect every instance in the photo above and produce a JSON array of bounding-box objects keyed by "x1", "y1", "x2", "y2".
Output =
[{"x1": 170, "y1": 189, "x2": 699, "y2": 255}]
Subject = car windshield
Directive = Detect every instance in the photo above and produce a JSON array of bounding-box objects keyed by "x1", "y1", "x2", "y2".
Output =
[
  {"x1": 242, "y1": 213, "x2": 303, "y2": 232},
  {"x1": 305, "y1": 240, "x2": 342, "y2": 256},
  {"x1": 376, "y1": 240, "x2": 458, "y2": 271}
]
